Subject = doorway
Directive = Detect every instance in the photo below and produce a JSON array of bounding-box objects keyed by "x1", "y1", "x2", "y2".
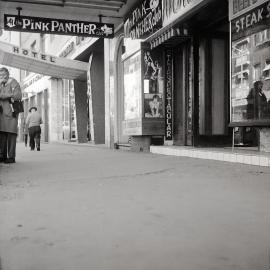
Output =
[{"x1": 196, "y1": 34, "x2": 230, "y2": 146}]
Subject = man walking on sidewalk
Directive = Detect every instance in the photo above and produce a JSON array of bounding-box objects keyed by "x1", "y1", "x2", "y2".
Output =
[{"x1": 26, "y1": 107, "x2": 43, "y2": 151}]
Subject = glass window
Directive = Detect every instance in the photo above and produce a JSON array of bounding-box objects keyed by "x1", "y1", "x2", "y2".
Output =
[
  {"x1": 69, "y1": 80, "x2": 77, "y2": 140},
  {"x1": 62, "y1": 79, "x2": 70, "y2": 140},
  {"x1": 143, "y1": 48, "x2": 164, "y2": 118},
  {"x1": 123, "y1": 51, "x2": 141, "y2": 120},
  {"x1": 231, "y1": 30, "x2": 270, "y2": 122},
  {"x1": 40, "y1": 34, "x2": 46, "y2": 53},
  {"x1": 253, "y1": 64, "x2": 261, "y2": 82},
  {"x1": 30, "y1": 40, "x2": 37, "y2": 51}
]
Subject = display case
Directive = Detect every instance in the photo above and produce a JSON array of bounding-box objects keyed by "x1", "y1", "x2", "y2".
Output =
[{"x1": 122, "y1": 40, "x2": 165, "y2": 136}]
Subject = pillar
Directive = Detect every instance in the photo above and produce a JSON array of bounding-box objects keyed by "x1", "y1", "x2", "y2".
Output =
[{"x1": 74, "y1": 79, "x2": 88, "y2": 143}]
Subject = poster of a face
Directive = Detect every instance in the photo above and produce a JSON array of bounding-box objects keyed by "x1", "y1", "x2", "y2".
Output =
[
  {"x1": 144, "y1": 93, "x2": 163, "y2": 118},
  {"x1": 143, "y1": 48, "x2": 164, "y2": 94}
]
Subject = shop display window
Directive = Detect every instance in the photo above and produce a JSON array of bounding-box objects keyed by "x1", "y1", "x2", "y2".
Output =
[
  {"x1": 69, "y1": 80, "x2": 77, "y2": 140},
  {"x1": 231, "y1": 29, "x2": 270, "y2": 123},
  {"x1": 123, "y1": 51, "x2": 142, "y2": 120},
  {"x1": 143, "y1": 48, "x2": 164, "y2": 118},
  {"x1": 121, "y1": 41, "x2": 165, "y2": 136}
]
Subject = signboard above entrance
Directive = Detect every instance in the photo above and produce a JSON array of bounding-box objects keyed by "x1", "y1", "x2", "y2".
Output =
[
  {"x1": 4, "y1": 14, "x2": 114, "y2": 38},
  {"x1": 162, "y1": 0, "x2": 206, "y2": 27},
  {"x1": 229, "y1": 0, "x2": 268, "y2": 20},
  {"x1": 124, "y1": 0, "x2": 162, "y2": 39},
  {"x1": 231, "y1": 0, "x2": 270, "y2": 41}
]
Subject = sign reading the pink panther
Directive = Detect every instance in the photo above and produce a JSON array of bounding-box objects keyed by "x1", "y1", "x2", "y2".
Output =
[{"x1": 4, "y1": 14, "x2": 114, "y2": 38}]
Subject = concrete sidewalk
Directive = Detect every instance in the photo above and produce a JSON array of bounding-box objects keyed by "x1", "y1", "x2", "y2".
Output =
[
  {"x1": 151, "y1": 145, "x2": 270, "y2": 167},
  {"x1": 1, "y1": 143, "x2": 270, "y2": 270}
]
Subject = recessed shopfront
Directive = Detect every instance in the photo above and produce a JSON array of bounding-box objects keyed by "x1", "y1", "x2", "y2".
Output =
[
  {"x1": 120, "y1": 0, "x2": 230, "y2": 149},
  {"x1": 229, "y1": 0, "x2": 270, "y2": 151}
]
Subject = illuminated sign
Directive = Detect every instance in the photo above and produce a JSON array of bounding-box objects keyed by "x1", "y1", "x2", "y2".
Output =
[{"x1": 4, "y1": 14, "x2": 114, "y2": 38}]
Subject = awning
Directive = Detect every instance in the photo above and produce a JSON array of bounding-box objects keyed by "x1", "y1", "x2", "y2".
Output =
[
  {"x1": 0, "y1": 0, "x2": 131, "y2": 29},
  {"x1": 0, "y1": 0, "x2": 126, "y2": 12},
  {"x1": 146, "y1": 26, "x2": 190, "y2": 50},
  {"x1": 0, "y1": 40, "x2": 89, "y2": 79}
]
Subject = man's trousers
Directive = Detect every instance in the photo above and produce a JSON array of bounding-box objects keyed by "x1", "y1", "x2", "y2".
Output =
[
  {"x1": 0, "y1": 132, "x2": 17, "y2": 159},
  {"x1": 28, "y1": 126, "x2": 41, "y2": 150}
]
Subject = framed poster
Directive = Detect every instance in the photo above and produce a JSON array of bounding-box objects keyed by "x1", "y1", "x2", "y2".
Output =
[
  {"x1": 123, "y1": 51, "x2": 142, "y2": 121},
  {"x1": 144, "y1": 93, "x2": 163, "y2": 118},
  {"x1": 143, "y1": 46, "x2": 164, "y2": 118}
]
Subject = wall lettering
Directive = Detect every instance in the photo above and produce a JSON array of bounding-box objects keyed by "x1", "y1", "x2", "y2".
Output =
[{"x1": 165, "y1": 49, "x2": 173, "y2": 140}]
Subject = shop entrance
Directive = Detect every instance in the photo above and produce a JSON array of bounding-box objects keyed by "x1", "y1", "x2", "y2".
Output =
[
  {"x1": 188, "y1": 0, "x2": 230, "y2": 147},
  {"x1": 173, "y1": 41, "x2": 193, "y2": 146},
  {"x1": 196, "y1": 34, "x2": 230, "y2": 146}
]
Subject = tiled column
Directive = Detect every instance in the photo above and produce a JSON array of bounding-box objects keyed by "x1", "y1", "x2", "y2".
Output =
[
  {"x1": 89, "y1": 51, "x2": 105, "y2": 144},
  {"x1": 49, "y1": 78, "x2": 63, "y2": 141},
  {"x1": 74, "y1": 79, "x2": 88, "y2": 143}
]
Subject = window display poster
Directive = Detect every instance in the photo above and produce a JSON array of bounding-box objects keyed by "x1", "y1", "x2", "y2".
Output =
[
  {"x1": 231, "y1": 2, "x2": 270, "y2": 123},
  {"x1": 123, "y1": 51, "x2": 141, "y2": 120},
  {"x1": 144, "y1": 93, "x2": 163, "y2": 118},
  {"x1": 143, "y1": 48, "x2": 164, "y2": 94},
  {"x1": 143, "y1": 47, "x2": 164, "y2": 118}
]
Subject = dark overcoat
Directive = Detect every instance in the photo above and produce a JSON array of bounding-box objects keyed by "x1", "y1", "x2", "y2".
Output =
[{"x1": 0, "y1": 78, "x2": 22, "y2": 134}]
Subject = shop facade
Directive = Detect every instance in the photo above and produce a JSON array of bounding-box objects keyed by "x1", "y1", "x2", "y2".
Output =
[
  {"x1": 229, "y1": 0, "x2": 270, "y2": 151},
  {"x1": 112, "y1": 0, "x2": 231, "y2": 151}
]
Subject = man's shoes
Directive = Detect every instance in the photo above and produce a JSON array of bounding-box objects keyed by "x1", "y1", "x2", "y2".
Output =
[
  {"x1": 30, "y1": 148, "x2": 34, "y2": 151},
  {"x1": 37, "y1": 148, "x2": 40, "y2": 151},
  {"x1": 4, "y1": 158, "x2": 15, "y2": 164}
]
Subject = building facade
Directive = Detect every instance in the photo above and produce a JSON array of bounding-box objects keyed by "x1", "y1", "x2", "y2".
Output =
[
  {"x1": 1, "y1": 0, "x2": 270, "y2": 153},
  {"x1": 109, "y1": 0, "x2": 231, "y2": 151},
  {"x1": 19, "y1": 33, "x2": 106, "y2": 145},
  {"x1": 109, "y1": 0, "x2": 270, "y2": 153}
]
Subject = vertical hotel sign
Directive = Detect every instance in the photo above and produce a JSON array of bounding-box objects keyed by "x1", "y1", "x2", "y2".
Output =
[
  {"x1": 162, "y1": 0, "x2": 206, "y2": 27},
  {"x1": 229, "y1": 0, "x2": 268, "y2": 20},
  {"x1": 165, "y1": 49, "x2": 173, "y2": 140}
]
